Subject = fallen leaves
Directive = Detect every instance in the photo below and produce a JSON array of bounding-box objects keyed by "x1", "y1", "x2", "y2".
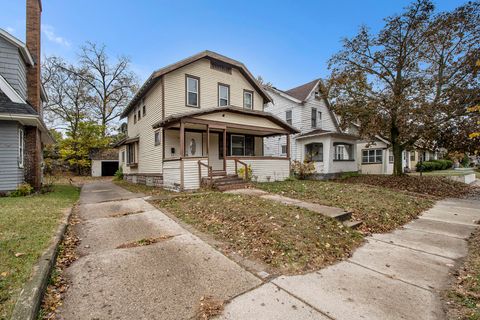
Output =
[
  {"x1": 116, "y1": 235, "x2": 175, "y2": 249},
  {"x1": 197, "y1": 296, "x2": 225, "y2": 320},
  {"x1": 14, "y1": 253, "x2": 25, "y2": 257}
]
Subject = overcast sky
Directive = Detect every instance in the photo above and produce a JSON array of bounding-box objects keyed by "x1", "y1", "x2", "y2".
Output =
[{"x1": 0, "y1": 0, "x2": 467, "y2": 89}]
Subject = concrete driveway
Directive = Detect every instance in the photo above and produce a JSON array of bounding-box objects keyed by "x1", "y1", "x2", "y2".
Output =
[{"x1": 57, "y1": 181, "x2": 261, "y2": 320}]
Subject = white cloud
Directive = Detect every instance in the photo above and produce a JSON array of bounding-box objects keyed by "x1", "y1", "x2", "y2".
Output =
[{"x1": 41, "y1": 24, "x2": 71, "y2": 47}]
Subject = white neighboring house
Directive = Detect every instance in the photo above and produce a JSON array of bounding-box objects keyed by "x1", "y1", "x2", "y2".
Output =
[
  {"x1": 357, "y1": 134, "x2": 439, "y2": 174},
  {"x1": 115, "y1": 50, "x2": 298, "y2": 191},
  {"x1": 264, "y1": 79, "x2": 359, "y2": 178}
]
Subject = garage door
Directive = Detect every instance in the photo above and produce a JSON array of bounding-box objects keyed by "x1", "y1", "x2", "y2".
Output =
[{"x1": 101, "y1": 161, "x2": 119, "y2": 176}]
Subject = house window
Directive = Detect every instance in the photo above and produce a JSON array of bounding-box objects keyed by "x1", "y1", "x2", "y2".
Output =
[
  {"x1": 138, "y1": 109, "x2": 141, "y2": 121},
  {"x1": 389, "y1": 150, "x2": 394, "y2": 163},
  {"x1": 281, "y1": 145, "x2": 287, "y2": 155},
  {"x1": 362, "y1": 149, "x2": 383, "y2": 163},
  {"x1": 410, "y1": 152, "x2": 416, "y2": 161},
  {"x1": 334, "y1": 143, "x2": 353, "y2": 160},
  {"x1": 231, "y1": 135, "x2": 245, "y2": 156},
  {"x1": 134, "y1": 114, "x2": 137, "y2": 124},
  {"x1": 18, "y1": 128, "x2": 24, "y2": 168},
  {"x1": 121, "y1": 150, "x2": 125, "y2": 163},
  {"x1": 305, "y1": 143, "x2": 323, "y2": 162},
  {"x1": 186, "y1": 75, "x2": 199, "y2": 107},
  {"x1": 311, "y1": 108, "x2": 317, "y2": 128},
  {"x1": 218, "y1": 83, "x2": 229, "y2": 106},
  {"x1": 154, "y1": 130, "x2": 161, "y2": 146},
  {"x1": 244, "y1": 90, "x2": 253, "y2": 109},
  {"x1": 286, "y1": 110, "x2": 292, "y2": 125},
  {"x1": 143, "y1": 104, "x2": 146, "y2": 116},
  {"x1": 127, "y1": 144, "x2": 136, "y2": 164}
]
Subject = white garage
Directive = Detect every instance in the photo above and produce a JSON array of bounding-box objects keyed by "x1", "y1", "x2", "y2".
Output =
[{"x1": 90, "y1": 148, "x2": 119, "y2": 177}]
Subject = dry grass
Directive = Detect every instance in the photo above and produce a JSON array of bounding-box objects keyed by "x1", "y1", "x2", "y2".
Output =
[
  {"x1": 153, "y1": 193, "x2": 363, "y2": 274},
  {"x1": 256, "y1": 179, "x2": 433, "y2": 234},
  {"x1": 445, "y1": 229, "x2": 480, "y2": 320},
  {"x1": 196, "y1": 296, "x2": 225, "y2": 320}
]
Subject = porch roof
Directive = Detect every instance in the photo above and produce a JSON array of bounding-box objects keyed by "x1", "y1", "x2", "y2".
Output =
[
  {"x1": 152, "y1": 106, "x2": 300, "y2": 134},
  {"x1": 296, "y1": 128, "x2": 359, "y2": 141}
]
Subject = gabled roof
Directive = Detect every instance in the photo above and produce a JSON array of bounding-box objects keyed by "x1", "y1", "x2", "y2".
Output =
[
  {"x1": 0, "y1": 28, "x2": 34, "y2": 66},
  {"x1": 152, "y1": 105, "x2": 300, "y2": 134},
  {"x1": 121, "y1": 50, "x2": 272, "y2": 118},
  {"x1": 284, "y1": 78, "x2": 321, "y2": 102},
  {"x1": 296, "y1": 128, "x2": 359, "y2": 140}
]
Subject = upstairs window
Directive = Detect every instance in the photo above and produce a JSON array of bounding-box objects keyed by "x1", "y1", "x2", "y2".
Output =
[
  {"x1": 311, "y1": 108, "x2": 317, "y2": 128},
  {"x1": 138, "y1": 109, "x2": 141, "y2": 121},
  {"x1": 305, "y1": 143, "x2": 323, "y2": 162},
  {"x1": 286, "y1": 110, "x2": 292, "y2": 125},
  {"x1": 134, "y1": 113, "x2": 137, "y2": 124},
  {"x1": 18, "y1": 128, "x2": 24, "y2": 168},
  {"x1": 186, "y1": 75, "x2": 199, "y2": 107},
  {"x1": 281, "y1": 145, "x2": 287, "y2": 155},
  {"x1": 143, "y1": 104, "x2": 146, "y2": 116},
  {"x1": 243, "y1": 90, "x2": 253, "y2": 109},
  {"x1": 218, "y1": 83, "x2": 230, "y2": 106}
]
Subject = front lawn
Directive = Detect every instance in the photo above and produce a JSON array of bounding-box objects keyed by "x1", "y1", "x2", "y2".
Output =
[
  {"x1": 256, "y1": 180, "x2": 433, "y2": 233},
  {"x1": 153, "y1": 193, "x2": 363, "y2": 274},
  {"x1": 445, "y1": 229, "x2": 480, "y2": 320},
  {"x1": 0, "y1": 185, "x2": 80, "y2": 319}
]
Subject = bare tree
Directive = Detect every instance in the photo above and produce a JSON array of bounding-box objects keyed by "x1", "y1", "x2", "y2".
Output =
[
  {"x1": 75, "y1": 42, "x2": 138, "y2": 136},
  {"x1": 42, "y1": 56, "x2": 92, "y2": 138},
  {"x1": 328, "y1": 0, "x2": 479, "y2": 175}
]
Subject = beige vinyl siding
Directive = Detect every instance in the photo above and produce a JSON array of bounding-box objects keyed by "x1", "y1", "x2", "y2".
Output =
[
  {"x1": 357, "y1": 140, "x2": 389, "y2": 174},
  {"x1": 225, "y1": 159, "x2": 290, "y2": 182},
  {"x1": 163, "y1": 58, "x2": 264, "y2": 117},
  {"x1": 196, "y1": 112, "x2": 283, "y2": 130},
  {"x1": 126, "y1": 81, "x2": 163, "y2": 173},
  {"x1": 183, "y1": 158, "x2": 208, "y2": 190}
]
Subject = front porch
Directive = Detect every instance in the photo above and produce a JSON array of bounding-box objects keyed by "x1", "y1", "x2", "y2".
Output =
[{"x1": 155, "y1": 106, "x2": 299, "y2": 191}]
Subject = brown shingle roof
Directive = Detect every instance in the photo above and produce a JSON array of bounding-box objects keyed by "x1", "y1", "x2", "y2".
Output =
[
  {"x1": 284, "y1": 78, "x2": 320, "y2": 102},
  {"x1": 89, "y1": 148, "x2": 118, "y2": 160}
]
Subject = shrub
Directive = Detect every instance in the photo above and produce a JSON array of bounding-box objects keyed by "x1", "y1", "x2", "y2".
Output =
[
  {"x1": 416, "y1": 160, "x2": 453, "y2": 172},
  {"x1": 291, "y1": 160, "x2": 316, "y2": 180},
  {"x1": 10, "y1": 183, "x2": 33, "y2": 197},
  {"x1": 237, "y1": 164, "x2": 252, "y2": 181},
  {"x1": 114, "y1": 167, "x2": 124, "y2": 180}
]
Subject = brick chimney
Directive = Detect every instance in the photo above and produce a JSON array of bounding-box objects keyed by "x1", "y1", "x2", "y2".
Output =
[
  {"x1": 25, "y1": 0, "x2": 43, "y2": 191},
  {"x1": 26, "y1": 0, "x2": 42, "y2": 113}
]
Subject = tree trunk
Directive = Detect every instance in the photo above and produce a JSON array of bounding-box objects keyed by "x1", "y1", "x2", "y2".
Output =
[{"x1": 391, "y1": 124, "x2": 404, "y2": 176}]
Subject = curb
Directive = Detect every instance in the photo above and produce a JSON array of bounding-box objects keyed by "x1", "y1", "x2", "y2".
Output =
[{"x1": 10, "y1": 206, "x2": 74, "y2": 320}]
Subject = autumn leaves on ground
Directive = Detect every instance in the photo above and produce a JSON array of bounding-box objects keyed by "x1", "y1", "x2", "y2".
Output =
[{"x1": 118, "y1": 175, "x2": 474, "y2": 276}]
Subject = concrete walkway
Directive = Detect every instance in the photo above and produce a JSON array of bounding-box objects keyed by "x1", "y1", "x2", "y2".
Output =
[
  {"x1": 217, "y1": 198, "x2": 480, "y2": 320},
  {"x1": 57, "y1": 181, "x2": 261, "y2": 320}
]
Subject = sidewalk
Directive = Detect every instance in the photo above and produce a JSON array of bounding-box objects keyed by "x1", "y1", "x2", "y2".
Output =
[{"x1": 218, "y1": 198, "x2": 480, "y2": 320}]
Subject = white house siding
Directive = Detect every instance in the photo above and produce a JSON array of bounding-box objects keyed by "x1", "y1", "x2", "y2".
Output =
[
  {"x1": 126, "y1": 81, "x2": 163, "y2": 174},
  {"x1": 118, "y1": 146, "x2": 128, "y2": 173},
  {"x1": 91, "y1": 160, "x2": 102, "y2": 177},
  {"x1": 183, "y1": 158, "x2": 209, "y2": 190},
  {"x1": 329, "y1": 137, "x2": 358, "y2": 173},
  {"x1": 0, "y1": 37, "x2": 27, "y2": 100},
  {"x1": 163, "y1": 58, "x2": 264, "y2": 117},
  {"x1": 162, "y1": 160, "x2": 181, "y2": 190},
  {"x1": 294, "y1": 135, "x2": 331, "y2": 173},
  {"x1": 0, "y1": 121, "x2": 24, "y2": 191},
  {"x1": 225, "y1": 158, "x2": 289, "y2": 182},
  {"x1": 301, "y1": 95, "x2": 336, "y2": 132}
]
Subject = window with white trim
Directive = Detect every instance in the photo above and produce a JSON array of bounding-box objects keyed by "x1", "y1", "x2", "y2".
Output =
[
  {"x1": 286, "y1": 110, "x2": 292, "y2": 125},
  {"x1": 362, "y1": 149, "x2": 383, "y2": 163},
  {"x1": 334, "y1": 143, "x2": 354, "y2": 160},
  {"x1": 18, "y1": 128, "x2": 24, "y2": 168},
  {"x1": 389, "y1": 150, "x2": 394, "y2": 163},
  {"x1": 218, "y1": 84, "x2": 229, "y2": 106},
  {"x1": 186, "y1": 76, "x2": 199, "y2": 107},
  {"x1": 281, "y1": 145, "x2": 287, "y2": 155},
  {"x1": 243, "y1": 90, "x2": 253, "y2": 109},
  {"x1": 154, "y1": 130, "x2": 161, "y2": 146}
]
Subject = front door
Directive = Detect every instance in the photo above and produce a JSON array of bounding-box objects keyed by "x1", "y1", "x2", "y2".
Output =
[{"x1": 208, "y1": 132, "x2": 225, "y2": 171}]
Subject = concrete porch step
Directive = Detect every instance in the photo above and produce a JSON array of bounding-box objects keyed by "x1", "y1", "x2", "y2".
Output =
[
  {"x1": 217, "y1": 183, "x2": 250, "y2": 191},
  {"x1": 343, "y1": 220, "x2": 363, "y2": 229}
]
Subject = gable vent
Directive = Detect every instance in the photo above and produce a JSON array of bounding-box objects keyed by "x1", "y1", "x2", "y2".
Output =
[{"x1": 210, "y1": 60, "x2": 232, "y2": 74}]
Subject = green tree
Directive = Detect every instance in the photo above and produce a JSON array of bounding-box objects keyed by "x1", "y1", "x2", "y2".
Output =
[
  {"x1": 59, "y1": 122, "x2": 110, "y2": 175},
  {"x1": 328, "y1": 0, "x2": 479, "y2": 175}
]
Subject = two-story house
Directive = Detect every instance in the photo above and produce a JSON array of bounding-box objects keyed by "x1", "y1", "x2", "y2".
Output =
[
  {"x1": 264, "y1": 79, "x2": 359, "y2": 178},
  {"x1": 116, "y1": 51, "x2": 298, "y2": 191},
  {"x1": 0, "y1": 0, "x2": 52, "y2": 192}
]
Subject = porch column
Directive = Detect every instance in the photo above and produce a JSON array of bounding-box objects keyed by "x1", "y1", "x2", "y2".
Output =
[
  {"x1": 286, "y1": 134, "x2": 291, "y2": 159},
  {"x1": 223, "y1": 128, "x2": 227, "y2": 171},
  {"x1": 179, "y1": 121, "x2": 185, "y2": 158}
]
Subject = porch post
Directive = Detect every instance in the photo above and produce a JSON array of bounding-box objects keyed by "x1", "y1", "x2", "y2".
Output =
[
  {"x1": 223, "y1": 128, "x2": 227, "y2": 171},
  {"x1": 180, "y1": 121, "x2": 185, "y2": 158},
  {"x1": 286, "y1": 134, "x2": 291, "y2": 159},
  {"x1": 206, "y1": 124, "x2": 210, "y2": 166}
]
